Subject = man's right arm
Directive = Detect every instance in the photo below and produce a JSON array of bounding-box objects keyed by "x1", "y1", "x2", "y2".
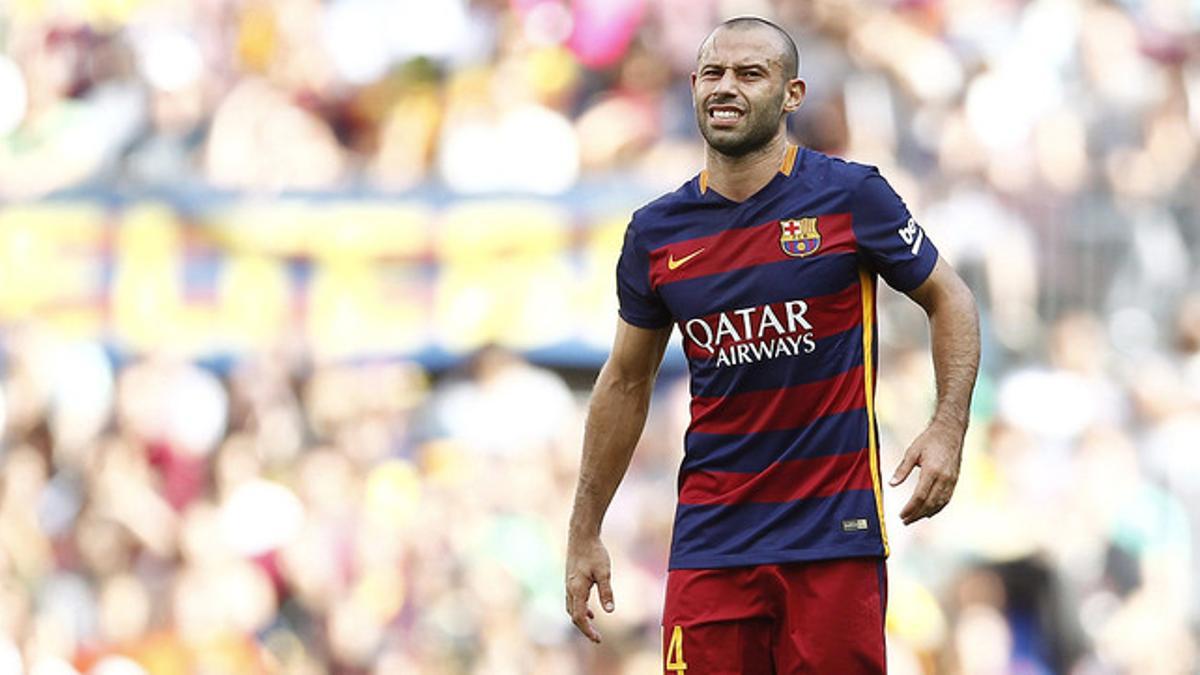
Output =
[{"x1": 565, "y1": 317, "x2": 672, "y2": 643}]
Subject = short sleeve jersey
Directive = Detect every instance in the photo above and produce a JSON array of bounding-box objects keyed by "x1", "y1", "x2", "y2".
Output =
[{"x1": 616, "y1": 146, "x2": 939, "y2": 570}]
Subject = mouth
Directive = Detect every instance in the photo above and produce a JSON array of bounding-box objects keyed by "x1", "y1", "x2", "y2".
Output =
[{"x1": 707, "y1": 104, "x2": 744, "y2": 127}]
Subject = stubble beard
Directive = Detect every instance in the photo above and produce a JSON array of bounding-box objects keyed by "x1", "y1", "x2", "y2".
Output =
[{"x1": 696, "y1": 90, "x2": 785, "y2": 158}]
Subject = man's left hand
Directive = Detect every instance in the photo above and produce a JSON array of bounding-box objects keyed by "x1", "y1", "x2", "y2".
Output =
[{"x1": 889, "y1": 421, "x2": 963, "y2": 525}]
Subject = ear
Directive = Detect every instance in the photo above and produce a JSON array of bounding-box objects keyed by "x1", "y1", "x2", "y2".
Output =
[{"x1": 783, "y1": 78, "x2": 806, "y2": 113}]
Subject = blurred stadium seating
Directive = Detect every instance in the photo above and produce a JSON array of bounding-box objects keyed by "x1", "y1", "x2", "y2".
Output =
[{"x1": 1, "y1": 0, "x2": 1199, "y2": 672}]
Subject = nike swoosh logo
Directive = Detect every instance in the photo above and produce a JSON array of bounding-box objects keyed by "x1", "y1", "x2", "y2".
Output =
[{"x1": 668, "y1": 248, "x2": 706, "y2": 270}]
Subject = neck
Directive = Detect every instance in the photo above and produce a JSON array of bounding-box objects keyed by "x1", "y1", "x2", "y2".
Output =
[{"x1": 702, "y1": 132, "x2": 790, "y2": 202}]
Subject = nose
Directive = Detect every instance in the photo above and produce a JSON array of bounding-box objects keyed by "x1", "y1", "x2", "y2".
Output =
[{"x1": 713, "y1": 68, "x2": 738, "y2": 95}]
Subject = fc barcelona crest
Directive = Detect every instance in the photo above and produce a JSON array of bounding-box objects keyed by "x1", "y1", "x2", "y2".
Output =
[{"x1": 780, "y1": 217, "x2": 821, "y2": 258}]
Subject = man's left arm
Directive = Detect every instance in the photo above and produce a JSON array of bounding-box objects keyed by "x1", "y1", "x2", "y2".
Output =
[{"x1": 889, "y1": 256, "x2": 981, "y2": 525}]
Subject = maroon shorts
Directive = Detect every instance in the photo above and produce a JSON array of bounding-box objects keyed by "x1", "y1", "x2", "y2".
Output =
[{"x1": 661, "y1": 557, "x2": 887, "y2": 674}]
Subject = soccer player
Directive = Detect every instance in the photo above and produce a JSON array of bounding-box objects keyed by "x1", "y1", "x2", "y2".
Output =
[{"x1": 564, "y1": 15, "x2": 981, "y2": 674}]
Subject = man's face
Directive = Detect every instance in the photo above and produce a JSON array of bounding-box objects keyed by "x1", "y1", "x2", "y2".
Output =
[{"x1": 692, "y1": 28, "x2": 791, "y2": 157}]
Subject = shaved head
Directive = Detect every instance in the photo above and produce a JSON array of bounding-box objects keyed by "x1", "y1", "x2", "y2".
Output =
[{"x1": 698, "y1": 17, "x2": 800, "y2": 81}]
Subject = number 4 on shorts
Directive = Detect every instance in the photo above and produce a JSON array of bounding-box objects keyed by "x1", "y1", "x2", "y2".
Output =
[{"x1": 665, "y1": 625, "x2": 687, "y2": 672}]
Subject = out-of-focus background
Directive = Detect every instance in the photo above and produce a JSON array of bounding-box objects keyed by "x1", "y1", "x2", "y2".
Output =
[{"x1": 0, "y1": 0, "x2": 1198, "y2": 673}]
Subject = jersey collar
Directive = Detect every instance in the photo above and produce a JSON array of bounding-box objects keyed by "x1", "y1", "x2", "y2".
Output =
[{"x1": 698, "y1": 144, "x2": 799, "y2": 195}]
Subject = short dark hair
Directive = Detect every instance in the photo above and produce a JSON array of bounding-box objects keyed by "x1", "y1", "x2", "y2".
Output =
[{"x1": 703, "y1": 16, "x2": 800, "y2": 79}]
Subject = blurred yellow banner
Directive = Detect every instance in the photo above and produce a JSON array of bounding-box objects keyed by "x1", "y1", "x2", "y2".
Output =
[{"x1": 0, "y1": 199, "x2": 628, "y2": 360}]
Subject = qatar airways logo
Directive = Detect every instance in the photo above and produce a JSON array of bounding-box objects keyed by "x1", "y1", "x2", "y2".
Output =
[{"x1": 684, "y1": 300, "x2": 817, "y2": 367}]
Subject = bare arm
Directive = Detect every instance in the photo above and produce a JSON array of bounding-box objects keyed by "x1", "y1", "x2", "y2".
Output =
[
  {"x1": 889, "y1": 257, "x2": 981, "y2": 525},
  {"x1": 565, "y1": 318, "x2": 672, "y2": 643}
]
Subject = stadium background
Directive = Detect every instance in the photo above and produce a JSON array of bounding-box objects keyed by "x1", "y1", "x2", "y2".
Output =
[{"x1": 0, "y1": 0, "x2": 1198, "y2": 672}]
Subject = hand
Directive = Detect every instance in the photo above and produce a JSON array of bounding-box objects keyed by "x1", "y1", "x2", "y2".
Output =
[
  {"x1": 564, "y1": 536, "x2": 615, "y2": 643},
  {"x1": 889, "y1": 421, "x2": 963, "y2": 525}
]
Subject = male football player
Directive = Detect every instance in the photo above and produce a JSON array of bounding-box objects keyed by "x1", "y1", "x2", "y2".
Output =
[{"x1": 566, "y1": 16, "x2": 980, "y2": 673}]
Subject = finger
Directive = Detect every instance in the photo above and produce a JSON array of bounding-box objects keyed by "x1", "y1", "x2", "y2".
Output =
[
  {"x1": 570, "y1": 602, "x2": 601, "y2": 643},
  {"x1": 572, "y1": 611, "x2": 601, "y2": 643},
  {"x1": 596, "y1": 572, "x2": 615, "y2": 613},
  {"x1": 920, "y1": 490, "x2": 946, "y2": 519},
  {"x1": 907, "y1": 471, "x2": 956, "y2": 523},
  {"x1": 565, "y1": 576, "x2": 587, "y2": 615},
  {"x1": 890, "y1": 447, "x2": 921, "y2": 486},
  {"x1": 900, "y1": 470, "x2": 937, "y2": 524},
  {"x1": 566, "y1": 578, "x2": 601, "y2": 642},
  {"x1": 925, "y1": 482, "x2": 956, "y2": 518}
]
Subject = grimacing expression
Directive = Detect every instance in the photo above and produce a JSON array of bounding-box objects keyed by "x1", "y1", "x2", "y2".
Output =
[{"x1": 693, "y1": 28, "x2": 790, "y2": 157}]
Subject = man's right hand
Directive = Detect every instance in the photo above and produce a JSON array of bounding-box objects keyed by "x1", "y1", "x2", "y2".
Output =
[
  {"x1": 564, "y1": 319, "x2": 669, "y2": 644},
  {"x1": 564, "y1": 536, "x2": 615, "y2": 643}
]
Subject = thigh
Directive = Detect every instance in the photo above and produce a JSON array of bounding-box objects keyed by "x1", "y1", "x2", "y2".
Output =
[
  {"x1": 772, "y1": 558, "x2": 887, "y2": 675},
  {"x1": 661, "y1": 567, "x2": 776, "y2": 675}
]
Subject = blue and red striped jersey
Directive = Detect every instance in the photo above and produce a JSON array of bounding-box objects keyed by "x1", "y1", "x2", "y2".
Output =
[{"x1": 616, "y1": 145, "x2": 939, "y2": 570}]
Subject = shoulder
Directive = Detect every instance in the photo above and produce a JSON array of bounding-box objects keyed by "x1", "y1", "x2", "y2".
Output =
[
  {"x1": 792, "y1": 147, "x2": 879, "y2": 192},
  {"x1": 629, "y1": 177, "x2": 701, "y2": 234}
]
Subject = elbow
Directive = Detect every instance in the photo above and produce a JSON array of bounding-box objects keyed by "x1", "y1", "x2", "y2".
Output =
[
  {"x1": 603, "y1": 369, "x2": 657, "y2": 398},
  {"x1": 952, "y1": 280, "x2": 979, "y2": 322},
  {"x1": 936, "y1": 279, "x2": 981, "y2": 344},
  {"x1": 936, "y1": 285, "x2": 979, "y2": 332},
  {"x1": 596, "y1": 360, "x2": 657, "y2": 398}
]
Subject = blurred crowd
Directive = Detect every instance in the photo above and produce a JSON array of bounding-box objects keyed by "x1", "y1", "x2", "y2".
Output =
[
  {"x1": 4, "y1": 306, "x2": 1200, "y2": 674},
  {"x1": 2, "y1": 0, "x2": 1199, "y2": 346},
  {"x1": 2, "y1": 0, "x2": 1200, "y2": 673}
]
